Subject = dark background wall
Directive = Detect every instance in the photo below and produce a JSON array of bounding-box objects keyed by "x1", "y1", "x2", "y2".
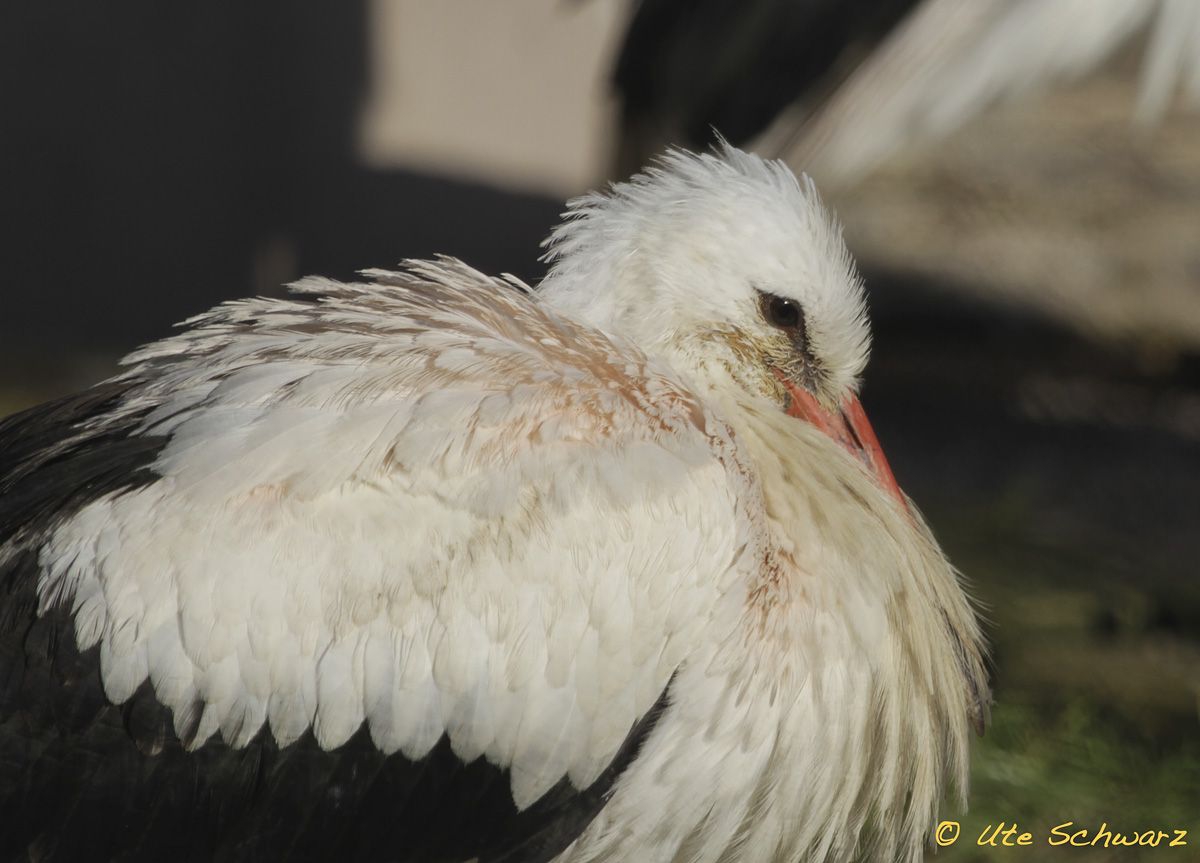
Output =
[{"x1": 0, "y1": 1, "x2": 560, "y2": 389}]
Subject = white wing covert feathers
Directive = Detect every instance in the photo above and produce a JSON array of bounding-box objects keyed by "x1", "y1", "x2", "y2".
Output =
[{"x1": 28, "y1": 260, "x2": 761, "y2": 809}]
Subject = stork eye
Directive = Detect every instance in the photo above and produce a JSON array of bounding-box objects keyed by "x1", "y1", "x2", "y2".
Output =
[{"x1": 761, "y1": 293, "x2": 803, "y2": 331}]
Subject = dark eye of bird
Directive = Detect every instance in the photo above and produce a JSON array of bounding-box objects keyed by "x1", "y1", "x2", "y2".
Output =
[{"x1": 761, "y1": 293, "x2": 802, "y2": 331}]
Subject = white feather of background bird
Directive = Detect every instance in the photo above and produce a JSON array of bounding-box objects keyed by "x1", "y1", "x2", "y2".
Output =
[{"x1": 766, "y1": 0, "x2": 1200, "y2": 186}]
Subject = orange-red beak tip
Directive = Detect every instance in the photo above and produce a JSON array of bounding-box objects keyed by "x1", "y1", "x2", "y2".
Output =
[{"x1": 782, "y1": 379, "x2": 908, "y2": 513}]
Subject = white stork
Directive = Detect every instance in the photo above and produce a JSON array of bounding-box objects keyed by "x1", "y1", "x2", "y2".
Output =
[{"x1": 0, "y1": 144, "x2": 987, "y2": 862}]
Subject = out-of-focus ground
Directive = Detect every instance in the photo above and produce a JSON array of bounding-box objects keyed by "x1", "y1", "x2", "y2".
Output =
[
  {"x1": 839, "y1": 66, "x2": 1200, "y2": 356},
  {"x1": 844, "y1": 64, "x2": 1200, "y2": 858},
  {"x1": 869, "y1": 288, "x2": 1200, "y2": 860},
  {"x1": 1, "y1": 4, "x2": 1197, "y2": 859}
]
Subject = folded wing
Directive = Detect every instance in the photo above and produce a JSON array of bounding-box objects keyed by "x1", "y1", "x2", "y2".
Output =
[{"x1": 0, "y1": 260, "x2": 763, "y2": 861}]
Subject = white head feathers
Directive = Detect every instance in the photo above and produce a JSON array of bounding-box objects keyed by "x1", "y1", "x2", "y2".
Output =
[{"x1": 538, "y1": 143, "x2": 871, "y2": 401}]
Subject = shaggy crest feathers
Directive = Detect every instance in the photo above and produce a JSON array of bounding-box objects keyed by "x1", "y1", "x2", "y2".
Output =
[{"x1": 539, "y1": 142, "x2": 871, "y2": 402}]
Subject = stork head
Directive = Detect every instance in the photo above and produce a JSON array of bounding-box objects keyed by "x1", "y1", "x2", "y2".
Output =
[{"x1": 538, "y1": 143, "x2": 903, "y2": 506}]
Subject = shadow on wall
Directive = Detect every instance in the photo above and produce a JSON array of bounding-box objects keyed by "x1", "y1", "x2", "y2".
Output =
[{"x1": 0, "y1": 1, "x2": 562, "y2": 390}]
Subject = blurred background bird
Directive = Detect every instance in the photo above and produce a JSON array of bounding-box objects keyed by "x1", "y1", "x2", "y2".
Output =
[
  {"x1": 1, "y1": 0, "x2": 1198, "y2": 855},
  {"x1": 612, "y1": 0, "x2": 1200, "y2": 182}
]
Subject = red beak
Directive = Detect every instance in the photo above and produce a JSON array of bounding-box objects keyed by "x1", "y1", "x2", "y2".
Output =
[{"x1": 782, "y1": 380, "x2": 907, "y2": 512}]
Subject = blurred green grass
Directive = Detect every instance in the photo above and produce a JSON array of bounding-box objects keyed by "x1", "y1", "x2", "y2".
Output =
[
  {"x1": 932, "y1": 502, "x2": 1200, "y2": 862},
  {"x1": 942, "y1": 701, "x2": 1200, "y2": 861}
]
